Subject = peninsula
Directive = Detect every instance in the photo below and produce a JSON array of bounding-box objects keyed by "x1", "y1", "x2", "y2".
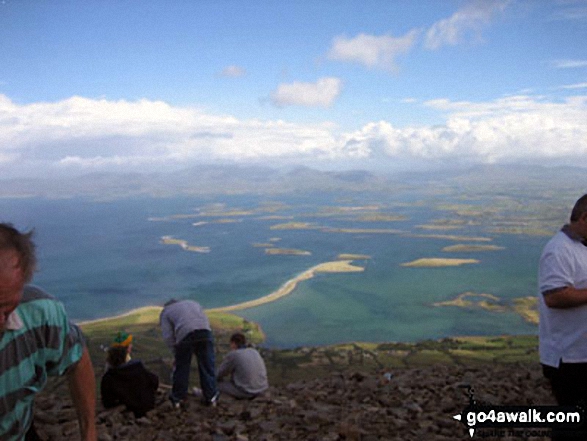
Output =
[{"x1": 208, "y1": 260, "x2": 364, "y2": 313}]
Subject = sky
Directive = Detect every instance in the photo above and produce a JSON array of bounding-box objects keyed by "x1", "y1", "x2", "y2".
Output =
[{"x1": 0, "y1": 0, "x2": 586, "y2": 178}]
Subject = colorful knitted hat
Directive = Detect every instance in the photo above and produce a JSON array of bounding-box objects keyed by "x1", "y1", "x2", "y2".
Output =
[{"x1": 112, "y1": 331, "x2": 133, "y2": 348}]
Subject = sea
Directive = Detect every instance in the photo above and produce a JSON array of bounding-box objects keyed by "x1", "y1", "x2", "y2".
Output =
[{"x1": 0, "y1": 190, "x2": 551, "y2": 348}]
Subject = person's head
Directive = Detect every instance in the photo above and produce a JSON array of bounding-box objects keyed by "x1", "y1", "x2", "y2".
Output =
[
  {"x1": 106, "y1": 346, "x2": 128, "y2": 368},
  {"x1": 164, "y1": 299, "x2": 178, "y2": 308},
  {"x1": 0, "y1": 224, "x2": 36, "y2": 331},
  {"x1": 570, "y1": 194, "x2": 587, "y2": 238},
  {"x1": 571, "y1": 194, "x2": 587, "y2": 223},
  {"x1": 229, "y1": 332, "x2": 247, "y2": 350}
]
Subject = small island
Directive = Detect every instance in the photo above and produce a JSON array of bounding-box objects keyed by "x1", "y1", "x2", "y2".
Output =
[
  {"x1": 270, "y1": 222, "x2": 317, "y2": 230},
  {"x1": 442, "y1": 244, "x2": 505, "y2": 252},
  {"x1": 401, "y1": 258, "x2": 480, "y2": 267},
  {"x1": 356, "y1": 214, "x2": 407, "y2": 222},
  {"x1": 323, "y1": 227, "x2": 404, "y2": 234},
  {"x1": 337, "y1": 254, "x2": 371, "y2": 260},
  {"x1": 433, "y1": 292, "x2": 539, "y2": 325},
  {"x1": 160, "y1": 236, "x2": 210, "y2": 253},
  {"x1": 434, "y1": 292, "x2": 505, "y2": 312},
  {"x1": 265, "y1": 248, "x2": 312, "y2": 256},
  {"x1": 407, "y1": 233, "x2": 493, "y2": 242}
]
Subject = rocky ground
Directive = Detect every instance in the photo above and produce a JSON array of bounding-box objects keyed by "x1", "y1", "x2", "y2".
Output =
[{"x1": 34, "y1": 362, "x2": 556, "y2": 441}]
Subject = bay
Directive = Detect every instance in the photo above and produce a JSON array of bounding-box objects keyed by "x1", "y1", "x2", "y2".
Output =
[{"x1": 0, "y1": 190, "x2": 548, "y2": 348}]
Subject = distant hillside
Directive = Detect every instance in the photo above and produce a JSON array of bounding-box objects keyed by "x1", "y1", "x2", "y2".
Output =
[{"x1": 1, "y1": 163, "x2": 586, "y2": 199}]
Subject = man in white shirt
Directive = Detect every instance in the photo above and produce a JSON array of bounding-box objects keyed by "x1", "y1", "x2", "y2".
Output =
[{"x1": 538, "y1": 194, "x2": 587, "y2": 440}]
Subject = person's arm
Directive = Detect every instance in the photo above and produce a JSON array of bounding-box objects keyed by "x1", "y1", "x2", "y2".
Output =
[
  {"x1": 543, "y1": 286, "x2": 587, "y2": 308},
  {"x1": 67, "y1": 347, "x2": 97, "y2": 441},
  {"x1": 160, "y1": 311, "x2": 176, "y2": 350},
  {"x1": 216, "y1": 352, "x2": 235, "y2": 380}
]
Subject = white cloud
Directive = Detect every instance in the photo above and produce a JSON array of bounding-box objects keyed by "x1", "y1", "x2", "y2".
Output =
[
  {"x1": 1, "y1": 93, "x2": 587, "y2": 176},
  {"x1": 219, "y1": 65, "x2": 247, "y2": 77},
  {"x1": 424, "y1": 0, "x2": 509, "y2": 50},
  {"x1": 550, "y1": 59, "x2": 587, "y2": 69},
  {"x1": 327, "y1": 31, "x2": 418, "y2": 71},
  {"x1": 0, "y1": 95, "x2": 341, "y2": 174},
  {"x1": 270, "y1": 77, "x2": 342, "y2": 108},
  {"x1": 560, "y1": 82, "x2": 587, "y2": 89},
  {"x1": 342, "y1": 95, "x2": 587, "y2": 164}
]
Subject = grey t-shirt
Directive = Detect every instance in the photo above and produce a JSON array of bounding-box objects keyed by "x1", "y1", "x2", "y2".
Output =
[{"x1": 217, "y1": 347, "x2": 268, "y2": 394}]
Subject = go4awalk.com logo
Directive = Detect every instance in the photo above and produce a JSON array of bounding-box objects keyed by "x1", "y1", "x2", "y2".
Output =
[
  {"x1": 452, "y1": 385, "x2": 584, "y2": 438},
  {"x1": 453, "y1": 405, "x2": 584, "y2": 438}
]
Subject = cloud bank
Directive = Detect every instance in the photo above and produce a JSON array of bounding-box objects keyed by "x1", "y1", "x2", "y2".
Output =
[{"x1": 0, "y1": 93, "x2": 586, "y2": 177}]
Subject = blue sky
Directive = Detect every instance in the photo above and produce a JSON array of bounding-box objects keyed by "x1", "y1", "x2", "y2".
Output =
[{"x1": 0, "y1": 0, "x2": 586, "y2": 177}]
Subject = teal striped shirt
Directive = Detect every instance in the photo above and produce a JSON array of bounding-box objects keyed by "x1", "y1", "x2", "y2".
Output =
[{"x1": 0, "y1": 286, "x2": 85, "y2": 440}]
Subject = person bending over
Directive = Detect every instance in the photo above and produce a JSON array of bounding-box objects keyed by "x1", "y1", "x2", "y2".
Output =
[{"x1": 160, "y1": 299, "x2": 218, "y2": 407}]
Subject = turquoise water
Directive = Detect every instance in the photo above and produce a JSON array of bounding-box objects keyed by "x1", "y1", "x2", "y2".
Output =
[{"x1": 0, "y1": 192, "x2": 547, "y2": 348}]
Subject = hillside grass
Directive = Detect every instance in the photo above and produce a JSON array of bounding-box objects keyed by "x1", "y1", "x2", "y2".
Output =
[{"x1": 80, "y1": 309, "x2": 539, "y2": 387}]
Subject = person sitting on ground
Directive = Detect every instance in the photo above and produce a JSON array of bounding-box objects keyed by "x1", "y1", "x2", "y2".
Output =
[
  {"x1": 100, "y1": 341, "x2": 159, "y2": 417},
  {"x1": 104, "y1": 331, "x2": 133, "y2": 370},
  {"x1": 214, "y1": 333, "x2": 268, "y2": 399}
]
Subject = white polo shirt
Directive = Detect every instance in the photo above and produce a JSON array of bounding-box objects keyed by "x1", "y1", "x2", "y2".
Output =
[{"x1": 539, "y1": 228, "x2": 587, "y2": 367}]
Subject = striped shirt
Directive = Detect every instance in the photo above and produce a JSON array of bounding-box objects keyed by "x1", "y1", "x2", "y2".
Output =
[{"x1": 0, "y1": 286, "x2": 85, "y2": 440}]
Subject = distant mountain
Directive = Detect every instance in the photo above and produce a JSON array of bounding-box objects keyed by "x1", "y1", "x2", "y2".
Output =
[{"x1": 0, "y1": 163, "x2": 585, "y2": 199}]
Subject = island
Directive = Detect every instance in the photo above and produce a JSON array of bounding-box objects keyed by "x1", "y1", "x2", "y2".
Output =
[
  {"x1": 270, "y1": 222, "x2": 317, "y2": 230},
  {"x1": 401, "y1": 258, "x2": 480, "y2": 267},
  {"x1": 442, "y1": 244, "x2": 505, "y2": 252},
  {"x1": 160, "y1": 236, "x2": 211, "y2": 253},
  {"x1": 433, "y1": 292, "x2": 505, "y2": 312},
  {"x1": 323, "y1": 227, "x2": 404, "y2": 234},
  {"x1": 407, "y1": 233, "x2": 493, "y2": 242},
  {"x1": 433, "y1": 292, "x2": 539, "y2": 325},
  {"x1": 265, "y1": 248, "x2": 312, "y2": 256},
  {"x1": 337, "y1": 254, "x2": 371, "y2": 260}
]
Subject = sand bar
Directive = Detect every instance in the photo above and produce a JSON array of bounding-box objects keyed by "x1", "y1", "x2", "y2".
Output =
[
  {"x1": 208, "y1": 260, "x2": 364, "y2": 313},
  {"x1": 80, "y1": 260, "x2": 365, "y2": 325}
]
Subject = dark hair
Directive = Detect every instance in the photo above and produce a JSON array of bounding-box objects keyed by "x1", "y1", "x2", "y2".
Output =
[
  {"x1": 164, "y1": 299, "x2": 178, "y2": 307},
  {"x1": 570, "y1": 194, "x2": 587, "y2": 222},
  {"x1": 0, "y1": 223, "x2": 37, "y2": 283},
  {"x1": 230, "y1": 333, "x2": 247, "y2": 348},
  {"x1": 107, "y1": 346, "x2": 128, "y2": 368}
]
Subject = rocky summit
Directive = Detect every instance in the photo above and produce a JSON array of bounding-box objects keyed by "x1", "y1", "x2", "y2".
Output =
[{"x1": 34, "y1": 362, "x2": 555, "y2": 441}]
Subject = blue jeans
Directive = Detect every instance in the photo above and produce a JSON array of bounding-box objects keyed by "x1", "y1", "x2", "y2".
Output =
[{"x1": 171, "y1": 329, "x2": 217, "y2": 403}]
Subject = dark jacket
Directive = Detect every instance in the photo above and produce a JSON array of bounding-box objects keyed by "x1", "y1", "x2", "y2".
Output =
[{"x1": 100, "y1": 360, "x2": 159, "y2": 417}]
